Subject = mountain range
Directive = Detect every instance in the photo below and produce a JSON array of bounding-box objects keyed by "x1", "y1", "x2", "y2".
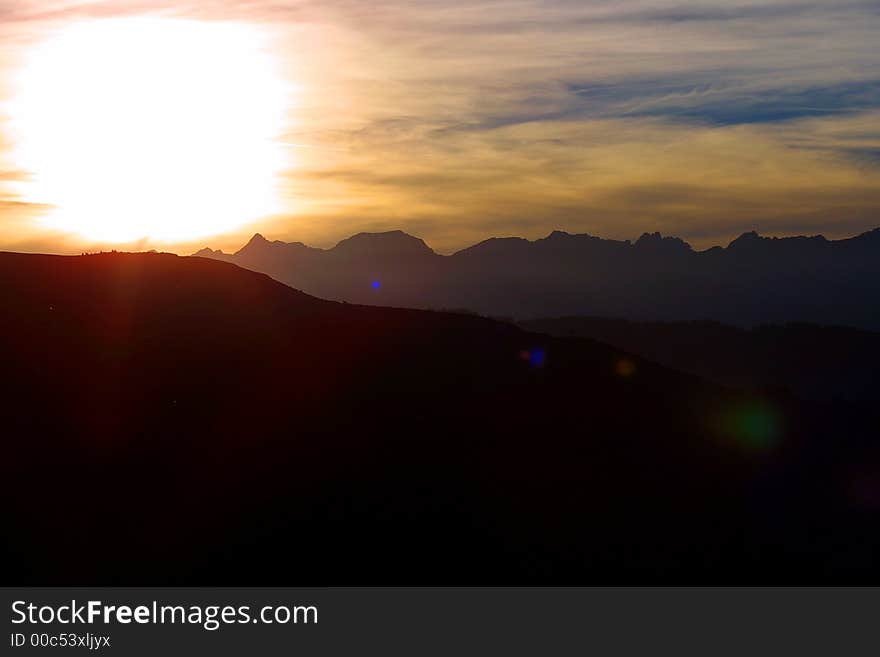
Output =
[
  {"x1": 196, "y1": 227, "x2": 880, "y2": 330},
  {"x1": 2, "y1": 251, "x2": 879, "y2": 583}
]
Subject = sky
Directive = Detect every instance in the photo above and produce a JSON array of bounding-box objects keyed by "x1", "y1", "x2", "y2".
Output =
[{"x1": 0, "y1": 0, "x2": 879, "y2": 254}]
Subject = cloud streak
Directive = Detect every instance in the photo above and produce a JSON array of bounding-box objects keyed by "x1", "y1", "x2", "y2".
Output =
[{"x1": 1, "y1": 0, "x2": 879, "y2": 251}]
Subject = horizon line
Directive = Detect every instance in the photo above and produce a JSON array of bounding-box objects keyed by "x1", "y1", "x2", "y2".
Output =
[{"x1": 197, "y1": 225, "x2": 880, "y2": 259}]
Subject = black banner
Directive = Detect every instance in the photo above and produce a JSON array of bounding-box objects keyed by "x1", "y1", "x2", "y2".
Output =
[{"x1": 2, "y1": 588, "x2": 877, "y2": 656}]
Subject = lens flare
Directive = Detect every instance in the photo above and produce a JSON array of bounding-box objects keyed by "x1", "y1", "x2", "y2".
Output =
[
  {"x1": 519, "y1": 347, "x2": 547, "y2": 368},
  {"x1": 719, "y1": 402, "x2": 781, "y2": 450}
]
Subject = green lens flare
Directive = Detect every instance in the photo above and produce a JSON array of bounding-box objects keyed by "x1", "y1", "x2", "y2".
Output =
[{"x1": 729, "y1": 404, "x2": 780, "y2": 449}]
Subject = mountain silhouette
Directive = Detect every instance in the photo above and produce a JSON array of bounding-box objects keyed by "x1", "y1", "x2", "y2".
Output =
[
  {"x1": 522, "y1": 317, "x2": 880, "y2": 403},
  {"x1": 2, "y1": 251, "x2": 879, "y2": 584},
  {"x1": 196, "y1": 227, "x2": 880, "y2": 329}
]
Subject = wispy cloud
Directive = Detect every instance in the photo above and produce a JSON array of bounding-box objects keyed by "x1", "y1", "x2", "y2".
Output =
[{"x1": 1, "y1": 0, "x2": 879, "y2": 251}]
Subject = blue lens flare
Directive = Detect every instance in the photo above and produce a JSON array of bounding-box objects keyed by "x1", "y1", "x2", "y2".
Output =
[{"x1": 519, "y1": 347, "x2": 547, "y2": 368}]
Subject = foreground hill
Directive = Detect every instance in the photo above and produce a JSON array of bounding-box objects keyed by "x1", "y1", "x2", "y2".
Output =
[
  {"x1": 1, "y1": 251, "x2": 878, "y2": 583},
  {"x1": 196, "y1": 227, "x2": 880, "y2": 329},
  {"x1": 522, "y1": 317, "x2": 880, "y2": 403}
]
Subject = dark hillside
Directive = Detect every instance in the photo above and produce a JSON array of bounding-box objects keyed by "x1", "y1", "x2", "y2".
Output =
[{"x1": 2, "y1": 252, "x2": 878, "y2": 583}]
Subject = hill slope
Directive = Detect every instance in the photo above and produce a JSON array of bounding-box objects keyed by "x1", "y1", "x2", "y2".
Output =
[
  {"x1": 1, "y1": 252, "x2": 878, "y2": 583},
  {"x1": 522, "y1": 317, "x2": 880, "y2": 402}
]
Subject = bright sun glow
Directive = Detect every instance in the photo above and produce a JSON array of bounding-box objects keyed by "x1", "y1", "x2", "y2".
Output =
[{"x1": 10, "y1": 18, "x2": 290, "y2": 243}]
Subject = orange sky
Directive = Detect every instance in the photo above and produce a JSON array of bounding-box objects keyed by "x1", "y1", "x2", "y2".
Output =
[{"x1": 1, "y1": 1, "x2": 879, "y2": 254}]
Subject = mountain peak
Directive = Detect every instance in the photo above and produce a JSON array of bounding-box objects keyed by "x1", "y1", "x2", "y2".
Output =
[
  {"x1": 193, "y1": 247, "x2": 224, "y2": 257},
  {"x1": 233, "y1": 232, "x2": 283, "y2": 257},
  {"x1": 332, "y1": 230, "x2": 436, "y2": 258},
  {"x1": 727, "y1": 231, "x2": 763, "y2": 248},
  {"x1": 634, "y1": 232, "x2": 692, "y2": 252}
]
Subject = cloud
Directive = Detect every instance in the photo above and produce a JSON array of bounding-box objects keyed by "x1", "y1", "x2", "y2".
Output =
[
  {"x1": 1, "y1": 0, "x2": 879, "y2": 251},
  {"x1": 277, "y1": 111, "x2": 880, "y2": 252}
]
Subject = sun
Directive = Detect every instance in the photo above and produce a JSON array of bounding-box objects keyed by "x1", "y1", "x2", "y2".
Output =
[{"x1": 9, "y1": 18, "x2": 290, "y2": 243}]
